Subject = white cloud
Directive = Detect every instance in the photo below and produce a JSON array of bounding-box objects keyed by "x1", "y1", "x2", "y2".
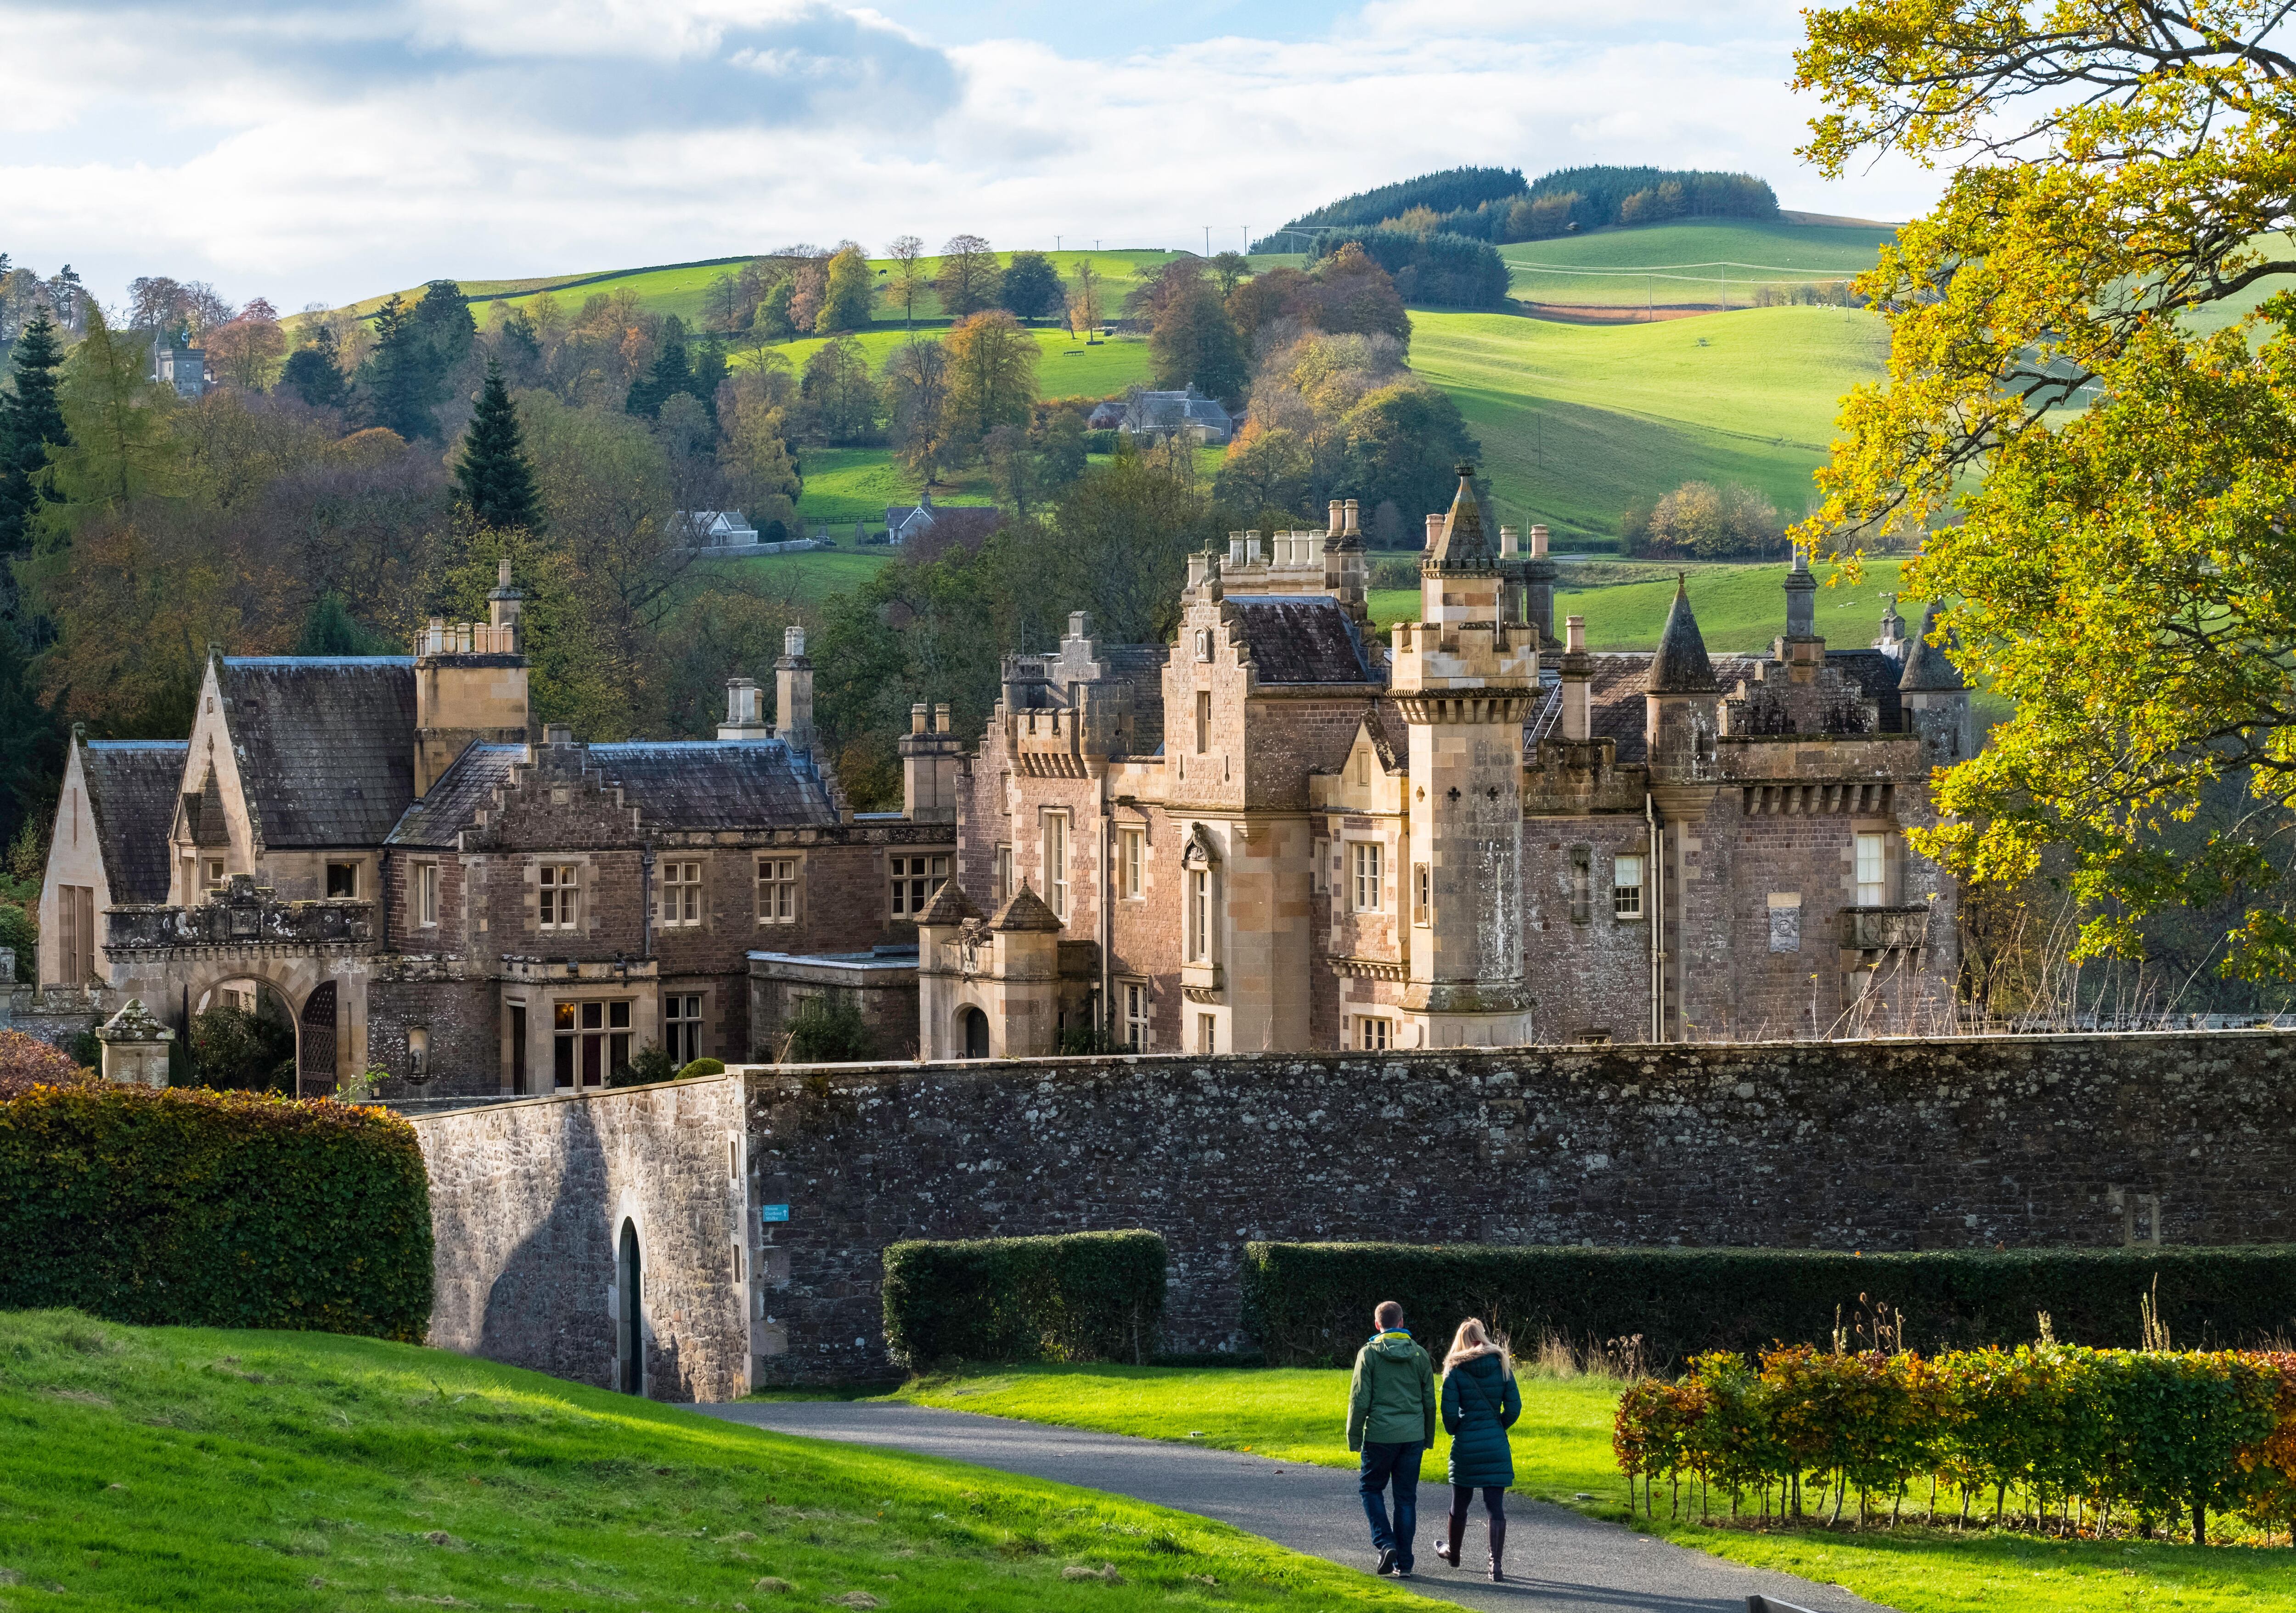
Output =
[{"x1": 0, "y1": 0, "x2": 1939, "y2": 309}]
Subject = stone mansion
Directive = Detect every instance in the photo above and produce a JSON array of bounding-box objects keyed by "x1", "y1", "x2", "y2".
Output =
[{"x1": 36, "y1": 474, "x2": 1971, "y2": 1096}]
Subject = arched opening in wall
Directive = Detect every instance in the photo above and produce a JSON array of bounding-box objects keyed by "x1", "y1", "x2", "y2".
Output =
[
  {"x1": 959, "y1": 1006, "x2": 989, "y2": 1060},
  {"x1": 186, "y1": 978, "x2": 298, "y2": 1091},
  {"x1": 297, "y1": 982, "x2": 339, "y2": 1098},
  {"x1": 617, "y1": 1220, "x2": 644, "y2": 1396}
]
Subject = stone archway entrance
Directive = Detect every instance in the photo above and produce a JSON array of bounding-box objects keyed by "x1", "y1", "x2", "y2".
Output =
[
  {"x1": 960, "y1": 1006, "x2": 989, "y2": 1059},
  {"x1": 298, "y1": 982, "x2": 338, "y2": 1098}
]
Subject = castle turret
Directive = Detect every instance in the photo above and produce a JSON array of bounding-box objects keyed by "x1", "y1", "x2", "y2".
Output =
[
  {"x1": 1899, "y1": 600, "x2": 1973, "y2": 762},
  {"x1": 1645, "y1": 576, "x2": 1720, "y2": 774},
  {"x1": 414, "y1": 558, "x2": 533, "y2": 797},
  {"x1": 1389, "y1": 463, "x2": 1536, "y2": 1048}
]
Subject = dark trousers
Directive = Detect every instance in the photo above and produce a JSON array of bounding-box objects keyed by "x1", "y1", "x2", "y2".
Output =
[
  {"x1": 1451, "y1": 1484, "x2": 1506, "y2": 1522},
  {"x1": 1358, "y1": 1440, "x2": 1424, "y2": 1567}
]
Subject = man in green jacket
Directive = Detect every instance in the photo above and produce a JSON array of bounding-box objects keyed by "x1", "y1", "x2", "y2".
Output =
[{"x1": 1345, "y1": 1299, "x2": 1436, "y2": 1577}]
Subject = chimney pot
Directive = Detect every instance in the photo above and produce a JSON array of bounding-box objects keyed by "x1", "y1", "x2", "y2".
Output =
[
  {"x1": 1566, "y1": 614, "x2": 1586, "y2": 653},
  {"x1": 784, "y1": 624, "x2": 807, "y2": 660},
  {"x1": 935, "y1": 703, "x2": 951, "y2": 734},
  {"x1": 1530, "y1": 524, "x2": 1550, "y2": 558},
  {"x1": 1328, "y1": 500, "x2": 1344, "y2": 535},
  {"x1": 1499, "y1": 524, "x2": 1519, "y2": 557},
  {"x1": 1068, "y1": 611, "x2": 1089, "y2": 641},
  {"x1": 911, "y1": 702, "x2": 928, "y2": 734},
  {"x1": 1228, "y1": 534, "x2": 1245, "y2": 566},
  {"x1": 1246, "y1": 531, "x2": 1262, "y2": 564},
  {"x1": 1344, "y1": 498, "x2": 1360, "y2": 533},
  {"x1": 1424, "y1": 512, "x2": 1444, "y2": 549}
]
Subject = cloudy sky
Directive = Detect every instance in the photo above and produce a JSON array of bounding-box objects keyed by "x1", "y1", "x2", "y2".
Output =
[{"x1": 0, "y1": 0, "x2": 1938, "y2": 312}]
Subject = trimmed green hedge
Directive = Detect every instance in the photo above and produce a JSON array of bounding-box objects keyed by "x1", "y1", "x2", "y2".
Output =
[
  {"x1": 1241, "y1": 1242, "x2": 2296, "y2": 1368},
  {"x1": 0, "y1": 1082, "x2": 433, "y2": 1341},
  {"x1": 883, "y1": 1231, "x2": 1165, "y2": 1369}
]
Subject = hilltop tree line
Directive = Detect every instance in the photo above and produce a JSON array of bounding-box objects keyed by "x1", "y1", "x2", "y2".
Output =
[{"x1": 1261, "y1": 164, "x2": 1783, "y2": 257}]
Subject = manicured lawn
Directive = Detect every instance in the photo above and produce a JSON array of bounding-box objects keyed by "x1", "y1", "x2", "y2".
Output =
[
  {"x1": 892, "y1": 1364, "x2": 2296, "y2": 1613},
  {"x1": 0, "y1": 1310, "x2": 1443, "y2": 1613}
]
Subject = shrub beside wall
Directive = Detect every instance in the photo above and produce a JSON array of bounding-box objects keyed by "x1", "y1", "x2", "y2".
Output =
[
  {"x1": 0, "y1": 1082, "x2": 433, "y2": 1341},
  {"x1": 1241, "y1": 1243, "x2": 2296, "y2": 1368},
  {"x1": 883, "y1": 1230, "x2": 1166, "y2": 1369}
]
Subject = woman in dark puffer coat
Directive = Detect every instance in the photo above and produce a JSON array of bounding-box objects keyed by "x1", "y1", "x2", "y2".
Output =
[{"x1": 1429, "y1": 1318, "x2": 1521, "y2": 1581}]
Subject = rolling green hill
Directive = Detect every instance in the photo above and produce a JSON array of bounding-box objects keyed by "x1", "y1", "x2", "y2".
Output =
[
  {"x1": 1501, "y1": 217, "x2": 1896, "y2": 309},
  {"x1": 766, "y1": 326, "x2": 1152, "y2": 400},
  {"x1": 1410, "y1": 303, "x2": 1888, "y2": 542}
]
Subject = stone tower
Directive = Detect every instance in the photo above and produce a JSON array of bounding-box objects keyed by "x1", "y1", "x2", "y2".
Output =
[{"x1": 1389, "y1": 465, "x2": 1537, "y2": 1047}]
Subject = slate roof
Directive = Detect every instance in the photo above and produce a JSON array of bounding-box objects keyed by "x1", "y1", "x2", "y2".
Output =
[
  {"x1": 1649, "y1": 581, "x2": 1720, "y2": 693},
  {"x1": 221, "y1": 657, "x2": 416, "y2": 849},
  {"x1": 1899, "y1": 601, "x2": 1964, "y2": 692},
  {"x1": 83, "y1": 741, "x2": 188, "y2": 904},
  {"x1": 1583, "y1": 653, "x2": 1763, "y2": 764},
  {"x1": 1103, "y1": 642, "x2": 1170, "y2": 754},
  {"x1": 385, "y1": 743, "x2": 523, "y2": 849},
  {"x1": 1232, "y1": 596, "x2": 1371, "y2": 685},
  {"x1": 991, "y1": 884, "x2": 1064, "y2": 932},
  {"x1": 1829, "y1": 648, "x2": 1908, "y2": 731},
  {"x1": 915, "y1": 881, "x2": 985, "y2": 927},
  {"x1": 1427, "y1": 466, "x2": 1495, "y2": 572},
  {"x1": 586, "y1": 741, "x2": 839, "y2": 830}
]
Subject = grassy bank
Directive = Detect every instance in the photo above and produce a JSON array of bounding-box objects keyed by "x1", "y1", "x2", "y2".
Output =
[
  {"x1": 0, "y1": 1311, "x2": 1438, "y2": 1612},
  {"x1": 892, "y1": 1364, "x2": 2295, "y2": 1613},
  {"x1": 1498, "y1": 218, "x2": 1896, "y2": 309}
]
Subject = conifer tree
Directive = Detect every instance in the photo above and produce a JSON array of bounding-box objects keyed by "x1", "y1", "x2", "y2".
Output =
[
  {"x1": 626, "y1": 316, "x2": 698, "y2": 420},
  {"x1": 361, "y1": 295, "x2": 437, "y2": 440},
  {"x1": 0, "y1": 312, "x2": 71, "y2": 547},
  {"x1": 278, "y1": 329, "x2": 349, "y2": 411},
  {"x1": 454, "y1": 358, "x2": 541, "y2": 531}
]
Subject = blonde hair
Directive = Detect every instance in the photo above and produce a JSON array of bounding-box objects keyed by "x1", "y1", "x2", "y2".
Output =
[{"x1": 1445, "y1": 1317, "x2": 1510, "y2": 1373}]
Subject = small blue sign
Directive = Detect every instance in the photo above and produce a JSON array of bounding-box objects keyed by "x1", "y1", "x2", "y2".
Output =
[{"x1": 760, "y1": 1203, "x2": 790, "y2": 1223}]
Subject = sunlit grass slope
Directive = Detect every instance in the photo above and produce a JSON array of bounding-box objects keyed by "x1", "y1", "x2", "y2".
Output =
[
  {"x1": 894, "y1": 1363, "x2": 2296, "y2": 1613},
  {"x1": 1409, "y1": 305, "x2": 1890, "y2": 542},
  {"x1": 0, "y1": 1310, "x2": 1437, "y2": 1613},
  {"x1": 1500, "y1": 218, "x2": 1896, "y2": 308},
  {"x1": 760, "y1": 327, "x2": 1153, "y2": 399}
]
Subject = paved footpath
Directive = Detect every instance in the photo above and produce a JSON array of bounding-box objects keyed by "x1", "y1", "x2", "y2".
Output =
[{"x1": 699, "y1": 1402, "x2": 1896, "y2": 1613}]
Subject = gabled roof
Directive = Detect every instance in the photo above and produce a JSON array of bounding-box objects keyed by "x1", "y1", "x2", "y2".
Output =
[
  {"x1": 1232, "y1": 596, "x2": 1371, "y2": 685},
  {"x1": 1649, "y1": 580, "x2": 1720, "y2": 693},
  {"x1": 83, "y1": 741, "x2": 188, "y2": 904},
  {"x1": 386, "y1": 743, "x2": 523, "y2": 849},
  {"x1": 1899, "y1": 601, "x2": 1964, "y2": 692},
  {"x1": 220, "y1": 656, "x2": 416, "y2": 849}
]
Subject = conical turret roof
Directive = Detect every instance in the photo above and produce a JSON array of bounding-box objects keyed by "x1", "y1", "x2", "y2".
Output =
[
  {"x1": 1649, "y1": 576, "x2": 1719, "y2": 693},
  {"x1": 915, "y1": 880, "x2": 984, "y2": 927},
  {"x1": 1899, "y1": 600, "x2": 1964, "y2": 692},
  {"x1": 1425, "y1": 462, "x2": 1495, "y2": 573}
]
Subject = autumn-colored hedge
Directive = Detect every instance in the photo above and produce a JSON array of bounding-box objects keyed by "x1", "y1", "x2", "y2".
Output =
[
  {"x1": 1615, "y1": 1345, "x2": 2296, "y2": 1544},
  {"x1": 0, "y1": 1080, "x2": 433, "y2": 1341}
]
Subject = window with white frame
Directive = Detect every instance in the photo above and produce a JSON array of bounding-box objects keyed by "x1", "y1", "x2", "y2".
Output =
[
  {"x1": 1119, "y1": 828, "x2": 1145, "y2": 900},
  {"x1": 1855, "y1": 832, "x2": 1887, "y2": 905},
  {"x1": 1041, "y1": 814, "x2": 1069, "y2": 919},
  {"x1": 415, "y1": 861, "x2": 439, "y2": 927},
  {"x1": 538, "y1": 863, "x2": 579, "y2": 929},
  {"x1": 890, "y1": 854, "x2": 949, "y2": 918},
  {"x1": 756, "y1": 857, "x2": 798, "y2": 923},
  {"x1": 658, "y1": 860, "x2": 703, "y2": 926},
  {"x1": 205, "y1": 858, "x2": 227, "y2": 892},
  {"x1": 664, "y1": 992, "x2": 703, "y2": 1064},
  {"x1": 1354, "y1": 1015, "x2": 1393, "y2": 1051},
  {"x1": 1123, "y1": 982, "x2": 1152, "y2": 1051},
  {"x1": 1193, "y1": 691, "x2": 1211, "y2": 754},
  {"x1": 1196, "y1": 1011, "x2": 1217, "y2": 1053},
  {"x1": 995, "y1": 844, "x2": 1013, "y2": 903},
  {"x1": 1350, "y1": 841, "x2": 1384, "y2": 912},
  {"x1": 1187, "y1": 866, "x2": 1212, "y2": 963},
  {"x1": 1613, "y1": 854, "x2": 1644, "y2": 919}
]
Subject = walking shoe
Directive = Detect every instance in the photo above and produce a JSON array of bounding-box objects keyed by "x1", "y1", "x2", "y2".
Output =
[{"x1": 1374, "y1": 1549, "x2": 1396, "y2": 1576}]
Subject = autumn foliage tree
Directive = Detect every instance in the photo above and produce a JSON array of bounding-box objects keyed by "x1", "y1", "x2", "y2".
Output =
[{"x1": 1795, "y1": 0, "x2": 2296, "y2": 980}]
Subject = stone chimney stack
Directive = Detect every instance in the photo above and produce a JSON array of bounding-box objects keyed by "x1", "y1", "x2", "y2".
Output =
[
  {"x1": 776, "y1": 625, "x2": 815, "y2": 752},
  {"x1": 1522, "y1": 523, "x2": 1559, "y2": 647},
  {"x1": 1777, "y1": 543, "x2": 1823, "y2": 676},
  {"x1": 899, "y1": 694, "x2": 964, "y2": 823},
  {"x1": 1344, "y1": 499, "x2": 1360, "y2": 534},
  {"x1": 1423, "y1": 512, "x2": 1444, "y2": 550},
  {"x1": 718, "y1": 676, "x2": 771, "y2": 739},
  {"x1": 1499, "y1": 524, "x2": 1519, "y2": 557},
  {"x1": 1559, "y1": 615, "x2": 1592, "y2": 741},
  {"x1": 413, "y1": 562, "x2": 534, "y2": 797}
]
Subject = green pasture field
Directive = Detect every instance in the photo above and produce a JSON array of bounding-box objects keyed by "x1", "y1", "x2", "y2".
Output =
[
  {"x1": 1499, "y1": 218, "x2": 1896, "y2": 310},
  {"x1": 892, "y1": 1364, "x2": 2296, "y2": 1613},
  {"x1": 1407, "y1": 304, "x2": 1891, "y2": 543},
  {"x1": 0, "y1": 1310, "x2": 1435, "y2": 1613}
]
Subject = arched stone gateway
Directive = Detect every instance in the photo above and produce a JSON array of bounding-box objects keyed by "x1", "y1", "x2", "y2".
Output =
[{"x1": 297, "y1": 983, "x2": 338, "y2": 1098}]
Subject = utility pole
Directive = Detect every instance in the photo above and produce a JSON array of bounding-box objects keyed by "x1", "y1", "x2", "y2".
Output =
[
  {"x1": 1204, "y1": 225, "x2": 1211, "y2": 255},
  {"x1": 1056, "y1": 235, "x2": 1062, "y2": 252}
]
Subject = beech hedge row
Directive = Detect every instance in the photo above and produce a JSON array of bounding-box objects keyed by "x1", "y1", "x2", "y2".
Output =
[
  {"x1": 1240, "y1": 1243, "x2": 2296, "y2": 1367},
  {"x1": 0, "y1": 1080, "x2": 433, "y2": 1341},
  {"x1": 882, "y1": 1231, "x2": 1165, "y2": 1369}
]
